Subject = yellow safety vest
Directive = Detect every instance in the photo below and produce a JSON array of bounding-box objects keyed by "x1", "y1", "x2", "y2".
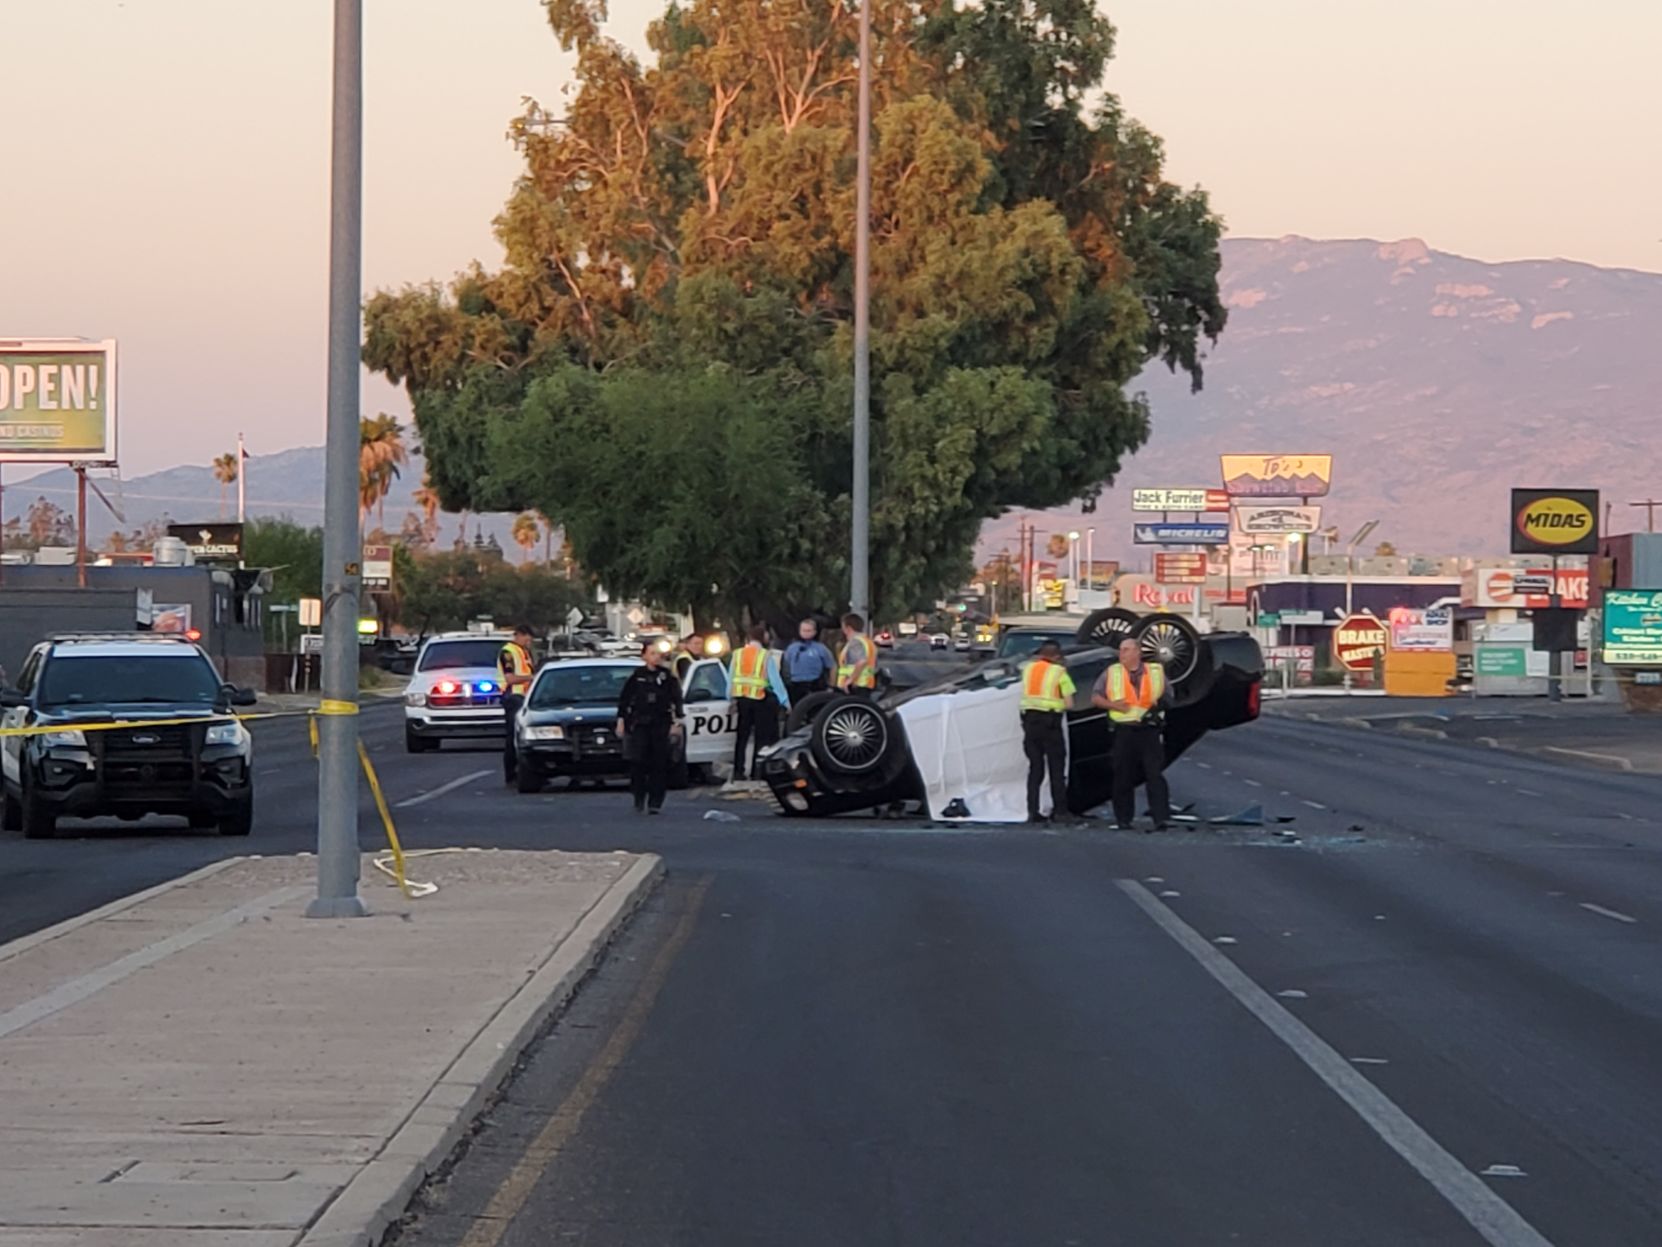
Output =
[
  {"x1": 499, "y1": 641, "x2": 533, "y2": 688},
  {"x1": 1020, "y1": 659, "x2": 1074, "y2": 713},
  {"x1": 730, "y1": 644, "x2": 770, "y2": 700},
  {"x1": 1107, "y1": 662, "x2": 1166, "y2": 723},
  {"x1": 837, "y1": 635, "x2": 877, "y2": 689}
]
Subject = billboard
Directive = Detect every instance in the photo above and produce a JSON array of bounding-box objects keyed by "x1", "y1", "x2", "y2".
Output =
[
  {"x1": 1131, "y1": 488, "x2": 1229, "y2": 513},
  {"x1": 1333, "y1": 613, "x2": 1388, "y2": 670},
  {"x1": 1388, "y1": 605, "x2": 1454, "y2": 652},
  {"x1": 363, "y1": 543, "x2": 394, "y2": 591},
  {"x1": 1207, "y1": 537, "x2": 1290, "y2": 581},
  {"x1": 0, "y1": 339, "x2": 118, "y2": 464},
  {"x1": 1602, "y1": 589, "x2": 1662, "y2": 666},
  {"x1": 1221, "y1": 454, "x2": 1332, "y2": 498},
  {"x1": 1510, "y1": 488, "x2": 1599, "y2": 556},
  {"x1": 1154, "y1": 552, "x2": 1207, "y2": 584},
  {"x1": 1133, "y1": 521, "x2": 1230, "y2": 545},
  {"x1": 1235, "y1": 504, "x2": 1322, "y2": 535},
  {"x1": 168, "y1": 522, "x2": 243, "y2": 565},
  {"x1": 1461, "y1": 566, "x2": 1589, "y2": 609}
]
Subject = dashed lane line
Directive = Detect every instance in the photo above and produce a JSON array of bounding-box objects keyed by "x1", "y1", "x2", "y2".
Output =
[
  {"x1": 1579, "y1": 903, "x2": 1638, "y2": 925},
  {"x1": 395, "y1": 768, "x2": 496, "y2": 809},
  {"x1": 1302, "y1": 800, "x2": 1327, "y2": 811}
]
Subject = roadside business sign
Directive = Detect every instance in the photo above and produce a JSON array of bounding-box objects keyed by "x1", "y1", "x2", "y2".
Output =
[
  {"x1": 1461, "y1": 566, "x2": 1589, "y2": 609},
  {"x1": 1602, "y1": 589, "x2": 1662, "y2": 666},
  {"x1": 1265, "y1": 645, "x2": 1316, "y2": 685},
  {"x1": 1235, "y1": 504, "x2": 1322, "y2": 534},
  {"x1": 1132, "y1": 487, "x2": 1229, "y2": 512},
  {"x1": 1256, "y1": 612, "x2": 1281, "y2": 628},
  {"x1": 167, "y1": 522, "x2": 243, "y2": 565},
  {"x1": 1476, "y1": 646, "x2": 1528, "y2": 678},
  {"x1": 1134, "y1": 521, "x2": 1230, "y2": 545},
  {"x1": 1510, "y1": 488, "x2": 1599, "y2": 556},
  {"x1": 1154, "y1": 552, "x2": 1207, "y2": 584},
  {"x1": 1221, "y1": 454, "x2": 1333, "y2": 498},
  {"x1": 1388, "y1": 605, "x2": 1454, "y2": 651},
  {"x1": 362, "y1": 543, "x2": 394, "y2": 591},
  {"x1": 299, "y1": 597, "x2": 323, "y2": 628},
  {"x1": 1332, "y1": 613, "x2": 1388, "y2": 671},
  {"x1": 0, "y1": 339, "x2": 118, "y2": 464}
]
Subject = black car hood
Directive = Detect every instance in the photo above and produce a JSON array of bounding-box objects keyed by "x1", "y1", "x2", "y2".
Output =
[
  {"x1": 35, "y1": 704, "x2": 225, "y2": 724},
  {"x1": 522, "y1": 704, "x2": 619, "y2": 726}
]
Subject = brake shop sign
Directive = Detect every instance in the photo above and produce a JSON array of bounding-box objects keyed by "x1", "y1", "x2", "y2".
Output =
[{"x1": 1333, "y1": 613, "x2": 1388, "y2": 671}]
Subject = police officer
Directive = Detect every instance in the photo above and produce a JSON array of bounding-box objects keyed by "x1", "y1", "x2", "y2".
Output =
[
  {"x1": 1019, "y1": 639, "x2": 1077, "y2": 823},
  {"x1": 729, "y1": 624, "x2": 790, "y2": 782},
  {"x1": 616, "y1": 641, "x2": 685, "y2": 814},
  {"x1": 783, "y1": 617, "x2": 836, "y2": 706},
  {"x1": 836, "y1": 612, "x2": 879, "y2": 696},
  {"x1": 499, "y1": 624, "x2": 536, "y2": 784},
  {"x1": 1093, "y1": 636, "x2": 1171, "y2": 831}
]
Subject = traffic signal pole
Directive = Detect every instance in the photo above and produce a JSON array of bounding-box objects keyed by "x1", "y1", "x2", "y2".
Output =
[{"x1": 309, "y1": 0, "x2": 368, "y2": 919}]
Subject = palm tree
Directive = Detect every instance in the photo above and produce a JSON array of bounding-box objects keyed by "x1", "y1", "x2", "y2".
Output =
[
  {"x1": 212, "y1": 452, "x2": 238, "y2": 518},
  {"x1": 534, "y1": 510, "x2": 555, "y2": 565},
  {"x1": 359, "y1": 414, "x2": 408, "y2": 527},
  {"x1": 512, "y1": 512, "x2": 541, "y2": 564},
  {"x1": 412, "y1": 480, "x2": 441, "y2": 545}
]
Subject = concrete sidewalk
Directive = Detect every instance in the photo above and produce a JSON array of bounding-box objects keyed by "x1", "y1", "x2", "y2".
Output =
[{"x1": 0, "y1": 849, "x2": 661, "y2": 1247}]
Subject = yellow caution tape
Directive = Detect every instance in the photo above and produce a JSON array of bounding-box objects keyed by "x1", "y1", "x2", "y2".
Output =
[
  {"x1": 0, "y1": 711, "x2": 280, "y2": 739},
  {"x1": 357, "y1": 738, "x2": 434, "y2": 898},
  {"x1": 318, "y1": 699, "x2": 359, "y2": 716}
]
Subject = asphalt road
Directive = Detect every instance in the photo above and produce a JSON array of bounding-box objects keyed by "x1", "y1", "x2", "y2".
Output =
[{"x1": 4, "y1": 697, "x2": 1661, "y2": 1245}]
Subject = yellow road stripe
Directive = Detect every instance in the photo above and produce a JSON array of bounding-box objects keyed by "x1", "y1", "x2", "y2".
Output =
[{"x1": 457, "y1": 874, "x2": 713, "y2": 1247}]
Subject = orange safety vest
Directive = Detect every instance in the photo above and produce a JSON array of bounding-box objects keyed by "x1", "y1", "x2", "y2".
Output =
[
  {"x1": 838, "y1": 636, "x2": 877, "y2": 689},
  {"x1": 730, "y1": 644, "x2": 770, "y2": 700},
  {"x1": 1107, "y1": 663, "x2": 1165, "y2": 723},
  {"x1": 499, "y1": 641, "x2": 533, "y2": 688},
  {"x1": 1020, "y1": 659, "x2": 1072, "y2": 713}
]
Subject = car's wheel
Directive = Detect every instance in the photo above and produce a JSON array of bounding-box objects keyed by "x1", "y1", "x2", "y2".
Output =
[
  {"x1": 21, "y1": 775, "x2": 56, "y2": 840},
  {"x1": 189, "y1": 810, "x2": 217, "y2": 830},
  {"x1": 786, "y1": 690, "x2": 841, "y2": 735},
  {"x1": 516, "y1": 763, "x2": 543, "y2": 794},
  {"x1": 2, "y1": 785, "x2": 21, "y2": 832},
  {"x1": 405, "y1": 726, "x2": 435, "y2": 754},
  {"x1": 1134, "y1": 612, "x2": 1216, "y2": 707},
  {"x1": 1076, "y1": 607, "x2": 1141, "y2": 652},
  {"x1": 217, "y1": 795, "x2": 254, "y2": 837},
  {"x1": 809, "y1": 696, "x2": 893, "y2": 777}
]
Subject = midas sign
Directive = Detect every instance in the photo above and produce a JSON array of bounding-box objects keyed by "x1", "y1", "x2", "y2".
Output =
[
  {"x1": 1510, "y1": 488, "x2": 1599, "y2": 555},
  {"x1": 0, "y1": 339, "x2": 118, "y2": 463},
  {"x1": 1332, "y1": 613, "x2": 1388, "y2": 671}
]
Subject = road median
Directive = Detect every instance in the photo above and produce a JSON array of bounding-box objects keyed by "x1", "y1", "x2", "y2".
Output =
[{"x1": 0, "y1": 849, "x2": 661, "y2": 1247}]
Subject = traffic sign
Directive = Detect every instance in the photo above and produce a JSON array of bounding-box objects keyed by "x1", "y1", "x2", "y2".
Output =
[
  {"x1": 1257, "y1": 612, "x2": 1280, "y2": 628},
  {"x1": 1332, "y1": 613, "x2": 1388, "y2": 671},
  {"x1": 1134, "y1": 522, "x2": 1231, "y2": 545}
]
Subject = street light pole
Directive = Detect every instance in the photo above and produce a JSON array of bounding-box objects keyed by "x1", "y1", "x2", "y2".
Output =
[
  {"x1": 848, "y1": 0, "x2": 872, "y2": 622},
  {"x1": 309, "y1": 0, "x2": 368, "y2": 919}
]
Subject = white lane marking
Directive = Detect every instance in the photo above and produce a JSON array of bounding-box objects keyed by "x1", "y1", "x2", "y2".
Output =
[
  {"x1": 1116, "y1": 881, "x2": 1556, "y2": 1247},
  {"x1": 1277, "y1": 989, "x2": 1308, "y2": 999},
  {"x1": 1303, "y1": 800, "x2": 1327, "y2": 810},
  {"x1": 1516, "y1": 788, "x2": 1543, "y2": 798},
  {"x1": 1213, "y1": 936, "x2": 1238, "y2": 945},
  {"x1": 1159, "y1": 890, "x2": 1181, "y2": 898},
  {"x1": 1351, "y1": 1057, "x2": 1390, "y2": 1066},
  {"x1": 1197, "y1": 762, "x2": 1212, "y2": 770},
  {"x1": 1578, "y1": 903, "x2": 1637, "y2": 925},
  {"x1": 1244, "y1": 779, "x2": 1263, "y2": 788},
  {"x1": 395, "y1": 768, "x2": 495, "y2": 809},
  {"x1": 1616, "y1": 812, "x2": 1635, "y2": 821},
  {"x1": 1145, "y1": 876, "x2": 1164, "y2": 883},
  {"x1": 1481, "y1": 1165, "x2": 1527, "y2": 1179}
]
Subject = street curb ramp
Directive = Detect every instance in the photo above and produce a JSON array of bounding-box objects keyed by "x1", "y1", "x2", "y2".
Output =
[{"x1": 295, "y1": 853, "x2": 664, "y2": 1247}]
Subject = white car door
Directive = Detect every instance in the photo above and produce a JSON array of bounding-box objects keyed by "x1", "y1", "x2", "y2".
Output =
[
  {"x1": 681, "y1": 658, "x2": 736, "y2": 765},
  {"x1": 2, "y1": 649, "x2": 42, "y2": 788}
]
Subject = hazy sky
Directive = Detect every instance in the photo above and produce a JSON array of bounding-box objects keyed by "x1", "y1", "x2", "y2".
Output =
[{"x1": 3, "y1": 0, "x2": 1657, "y2": 482}]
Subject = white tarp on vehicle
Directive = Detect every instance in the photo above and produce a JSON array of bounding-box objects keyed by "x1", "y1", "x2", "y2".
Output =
[{"x1": 896, "y1": 682, "x2": 1067, "y2": 823}]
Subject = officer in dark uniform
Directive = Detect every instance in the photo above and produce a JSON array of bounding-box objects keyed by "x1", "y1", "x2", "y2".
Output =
[
  {"x1": 616, "y1": 641, "x2": 685, "y2": 814},
  {"x1": 499, "y1": 625, "x2": 536, "y2": 783}
]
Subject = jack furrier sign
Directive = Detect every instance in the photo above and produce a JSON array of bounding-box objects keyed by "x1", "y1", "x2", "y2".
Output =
[{"x1": 0, "y1": 339, "x2": 118, "y2": 463}]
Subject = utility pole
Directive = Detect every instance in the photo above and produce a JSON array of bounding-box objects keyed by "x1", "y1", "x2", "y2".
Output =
[
  {"x1": 237, "y1": 432, "x2": 247, "y2": 524},
  {"x1": 309, "y1": 0, "x2": 368, "y2": 919},
  {"x1": 848, "y1": 0, "x2": 872, "y2": 622},
  {"x1": 1630, "y1": 499, "x2": 1662, "y2": 533}
]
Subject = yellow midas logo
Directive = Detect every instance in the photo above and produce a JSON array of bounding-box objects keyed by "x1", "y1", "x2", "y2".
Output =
[{"x1": 1517, "y1": 496, "x2": 1594, "y2": 546}]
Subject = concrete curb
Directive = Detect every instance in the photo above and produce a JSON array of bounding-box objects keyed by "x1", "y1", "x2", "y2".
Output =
[
  {"x1": 0, "y1": 857, "x2": 241, "y2": 966},
  {"x1": 294, "y1": 853, "x2": 665, "y2": 1247},
  {"x1": 1543, "y1": 746, "x2": 1637, "y2": 772}
]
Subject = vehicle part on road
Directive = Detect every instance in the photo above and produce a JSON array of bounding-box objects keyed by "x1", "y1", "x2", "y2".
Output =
[
  {"x1": 811, "y1": 697, "x2": 892, "y2": 776},
  {"x1": 1076, "y1": 607, "x2": 1140, "y2": 652},
  {"x1": 786, "y1": 690, "x2": 841, "y2": 735},
  {"x1": 703, "y1": 809, "x2": 741, "y2": 822}
]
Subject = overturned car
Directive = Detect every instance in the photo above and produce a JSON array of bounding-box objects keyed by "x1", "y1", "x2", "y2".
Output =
[{"x1": 760, "y1": 609, "x2": 1262, "y2": 820}]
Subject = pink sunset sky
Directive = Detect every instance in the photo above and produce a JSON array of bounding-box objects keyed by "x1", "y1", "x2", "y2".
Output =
[{"x1": 2, "y1": 0, "x2": 1657, "y2": 480}]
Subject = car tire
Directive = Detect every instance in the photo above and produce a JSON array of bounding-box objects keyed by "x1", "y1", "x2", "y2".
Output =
[
  {"x1": 21, "y1": 776, "x2": 56, "y2": 841},
  {"x1": 405, "y1": 726, "x2": 435, "y2": 754},
  {"x1": 1133, "y1": 613, "x2": 1216, "y2": 707},
  {"x1": 809, "y1": 695, "x2": 895, "y2": 778},
  {"x1": 516, "y1": 763, "x2": 543, "y2": 794},
  {"x1": 217, "y1": 795, "x2": 254, "y2": 837},
  {"x1": 1076, "y1": 607, "x2": 1142, "y2": 652},
  {"x1": 2, "y1": 785, "x2": 20, "y2": 832},
  {"x1": 786, "y1": 690, "x2": 842, "y2": 735}
]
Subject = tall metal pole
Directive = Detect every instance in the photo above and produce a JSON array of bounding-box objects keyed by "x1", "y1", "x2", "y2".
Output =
[
  {"x1": 237, "y1": 432, "x2": 246, "y2": 524},
  {"x1": 849, "y1": 0, "x2": 872, "y2": 621},
  {"x1": 309, "y1": 0, "x2": 368, "y2": 919}
]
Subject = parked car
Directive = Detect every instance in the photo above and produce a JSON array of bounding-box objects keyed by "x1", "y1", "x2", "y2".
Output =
[
  {"x1": 953, "y1": 635, "x2": 972, "y2": 652},
  {"x1": 403, "y1": 633, "x2": 513, "y2": 752},
  {"x1": 1, "y1": 633, "x2": 257, "y2": 838},
  {"x1": 761, "y1": 609, "x2": 1262, "y2": 818},
  {"x1": 874, "y1": 629, "x2": 895, "y2": 649},
  {"x1": 929, "y1": 633, "x2": 950, "y2": 651}
]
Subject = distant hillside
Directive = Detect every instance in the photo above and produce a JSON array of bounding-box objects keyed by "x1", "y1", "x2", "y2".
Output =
[
  {"x1": 1, "y1": 447, "x2": 521, "y2": 551},
  {"x1": 982, "y1": 235, "x2": 1662, "y2": 561}
]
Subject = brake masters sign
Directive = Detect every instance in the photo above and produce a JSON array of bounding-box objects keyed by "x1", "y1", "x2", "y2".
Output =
[
  {"x1": 1510, "y1": 488, "x2": 1599, "y2": 556},
  {"x1": 1603, "y1": 590, "x2": 1662, "y2": 666},
  {"x1": 0, "y1": 339, "x2": 118, "y2": 463}
]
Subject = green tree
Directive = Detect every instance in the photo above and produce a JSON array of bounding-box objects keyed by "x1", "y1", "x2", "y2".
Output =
[
  {"x1": 392, "y1": 547, "x2": 585, "y2": 635},
  {"x1": 364, "y1": 0, "x2": 1224, "y2": 621},
  {"x1": 359, "y1": 414, "x2": 408, "y2": 528},
  {"x1": 244, "y1": 517, "x2": 325, "y2": 645}
]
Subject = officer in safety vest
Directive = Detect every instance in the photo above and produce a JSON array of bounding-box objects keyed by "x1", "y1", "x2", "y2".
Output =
[
  {"x1": 1019, "y1": 639, "x2": 1078, "y2": 823},
  {"x1": 499, "y1": 624, "x2": 537, "y2": 784},
  {"x1": 837, "y1": 612, "x2": 879, "y2": 695},
  {"x1": 1093, "y1": 636, "x2": 1171, "y2": 831},
  {"x1": 728, "y1": 624, "x2": 790, "y2": 783}
]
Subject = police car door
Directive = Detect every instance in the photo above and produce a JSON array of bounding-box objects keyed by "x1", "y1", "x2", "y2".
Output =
[
  {"x1": 681, "y1": 659, "x2": 736, "y2": 765},
  {"x1": 1, "y1": 649, "x2": 42, "y2": 788}
]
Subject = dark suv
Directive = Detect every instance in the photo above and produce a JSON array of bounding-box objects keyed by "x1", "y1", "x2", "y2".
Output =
[{"x1": 1, "y1": 634, "x2": 257, "y2": 839}]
